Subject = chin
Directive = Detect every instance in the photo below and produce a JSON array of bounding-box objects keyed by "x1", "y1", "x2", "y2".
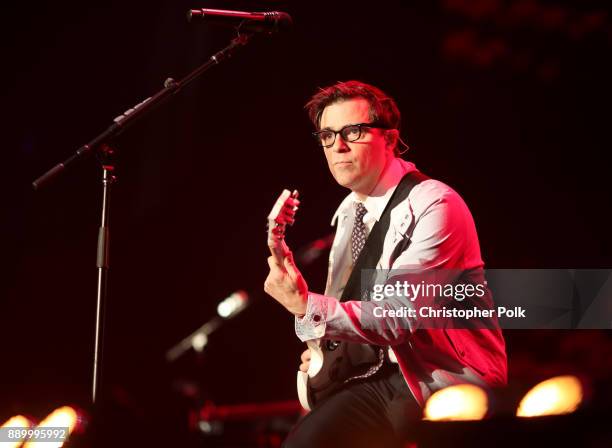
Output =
[
  {"x1": 332, "y1": 172, "x2": 354, "y2": 187},
  {"x1": 337, "y1": 177, "x2": 362, "y2": 192}
]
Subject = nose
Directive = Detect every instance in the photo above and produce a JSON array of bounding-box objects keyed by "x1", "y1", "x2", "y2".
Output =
[{"x1": 331, "y1": 134, "x2": 350, "y2": 153}]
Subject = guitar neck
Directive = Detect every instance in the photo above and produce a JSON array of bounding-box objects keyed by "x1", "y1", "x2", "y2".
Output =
[{"x1": 267, "y1": 188, "x2": 299, "y2": 267}]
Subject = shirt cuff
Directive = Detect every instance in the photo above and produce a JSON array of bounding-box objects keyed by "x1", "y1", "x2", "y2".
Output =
[{"x1": 294, "y1": 292, "x2": 328, "y2": 342}]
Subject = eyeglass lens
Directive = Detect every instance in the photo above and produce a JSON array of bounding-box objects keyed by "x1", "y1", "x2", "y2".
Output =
[{"x1": 319, "y1": 125, "x2": 362, "y2": 147}]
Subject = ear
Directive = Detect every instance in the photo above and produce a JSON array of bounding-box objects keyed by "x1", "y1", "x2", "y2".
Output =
[{"x1": 384, "y1": 129, "x2": 399, "y2": 152}]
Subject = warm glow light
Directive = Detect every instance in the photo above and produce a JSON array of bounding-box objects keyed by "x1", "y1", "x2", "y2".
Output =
[
  {"x1": 424, "y1": 384, "x2": 488, "y2": 421},
  {"x1": 217, "y1": 291, "x2": 249, "y2": 318},
  {"x1": 22, "y1": 406, "x2": 79, "y2": 448},
  {"x1": 516, "y1": 375, "x2": 583, "y2": 417},
  {"x1": 0, "y1": 415, "x2": 32, "y2": 448}
]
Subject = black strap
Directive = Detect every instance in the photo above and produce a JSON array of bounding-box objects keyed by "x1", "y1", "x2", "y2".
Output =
[{"x1": 340, "y1": 170, "x2": 430, "y2": 302}]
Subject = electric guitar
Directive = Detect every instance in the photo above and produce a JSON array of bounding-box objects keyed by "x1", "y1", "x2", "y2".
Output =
[{"x1": 267, "y1": 190, "x2": 385, "y2": 411}]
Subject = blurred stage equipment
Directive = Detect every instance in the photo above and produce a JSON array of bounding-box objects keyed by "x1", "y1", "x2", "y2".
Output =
[
  {"x1": 1, "y1": 415, "x2": 32, "y2": 448},
  {"x1": 30, "y1": 7, "x2": 291, "y2": 404},
  {"x1": 0, "y1": 406, "x2": 84, "y2": 448},
  {"x1": 421, "y1": 376, "x2": 584, "y2": 421},
  {"x1": 165, "y1": 230, "x2": 331, "y2": 364},
  {"x1": 165, "y1": 291, "x2": 249, "y2": 362},
  {"x1": 516, "y1": 375, "x2": 583, "y2": 417},
  {"x1": 295, "y1": 233, "x2": 334, "y2": 266},
  {"x1": 22, "y1": 406, "x2": 82, "y2": 448},
  {"x1": 190, "y1": 400, "x2": 302, "y2": 447},
  {"x1": 439, "y1": 0, "x2": 610, "y2": 80},
  {"x1": 423, "y1": 384, "x2": 488, "y2": 421},
  {"x1": 414, "y1": 374, "x2": 609, "y2": 447}
]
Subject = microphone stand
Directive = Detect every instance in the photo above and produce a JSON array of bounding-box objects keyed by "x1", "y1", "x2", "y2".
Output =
[{"x1": 32, "y1": 32, "x2": 256, "y2": 404}]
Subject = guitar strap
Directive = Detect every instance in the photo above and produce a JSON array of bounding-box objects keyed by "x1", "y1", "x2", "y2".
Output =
[{"x1": 340, "y1": 170, "x2": 430, "y2": 302}]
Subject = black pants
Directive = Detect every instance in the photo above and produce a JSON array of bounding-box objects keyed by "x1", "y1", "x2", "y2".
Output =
[{"x1": 283, "y1": 365, "x2": 419, "y2": 448}]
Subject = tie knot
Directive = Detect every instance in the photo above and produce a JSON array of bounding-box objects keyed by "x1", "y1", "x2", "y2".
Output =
[{"x1": 355, "y1": 202, "x2": 367, "y2": 221}]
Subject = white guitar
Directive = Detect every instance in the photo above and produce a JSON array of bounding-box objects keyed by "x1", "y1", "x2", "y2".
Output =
[
  {"x1": 266, "y1": 189, "x2": 318, "y2": 411},
  {"x1": 267, "y1": 189, "x2": 383, "y2": 411}
]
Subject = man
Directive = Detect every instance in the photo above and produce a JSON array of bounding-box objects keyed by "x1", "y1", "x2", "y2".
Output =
[{"x1": 264, "y1": 81, "x2": 507, "y2": 447}]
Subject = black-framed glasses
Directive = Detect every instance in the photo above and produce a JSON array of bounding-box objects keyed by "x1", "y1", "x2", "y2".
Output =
[{"x1": 312, "y1": 122, "x2": 389, "y2": 148}]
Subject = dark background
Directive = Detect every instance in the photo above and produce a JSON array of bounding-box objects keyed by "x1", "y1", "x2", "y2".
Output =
[{"x1": 1, "y1": 0, "x2": 611, "y2": 444}]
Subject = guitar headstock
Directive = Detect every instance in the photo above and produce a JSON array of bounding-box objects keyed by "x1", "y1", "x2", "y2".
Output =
[{"x1": 267, "y1": 189, "x2": 300, "y2": 263}]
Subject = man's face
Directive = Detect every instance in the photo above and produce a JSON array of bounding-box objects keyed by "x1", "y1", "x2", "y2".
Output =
[{"x1": 319, "y1": 98, "x2": 392, "y2": 198}]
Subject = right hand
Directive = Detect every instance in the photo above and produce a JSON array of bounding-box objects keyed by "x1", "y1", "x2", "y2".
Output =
[{"x1": 299, "y1": 348, "x2": 311, "y2": 373}]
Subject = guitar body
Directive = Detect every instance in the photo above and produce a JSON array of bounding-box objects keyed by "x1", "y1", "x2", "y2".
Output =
[{"x1": 297, "y1": 340, "x2": 381, "y2": 410}]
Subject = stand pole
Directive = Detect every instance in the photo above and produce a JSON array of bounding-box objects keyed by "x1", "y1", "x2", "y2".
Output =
[
  {"x1": 31, "y1": 32, "x2": 257, "y2": 405},
  {"x1": 92, "y1": 146, "x2": 115, "y2": 403}
]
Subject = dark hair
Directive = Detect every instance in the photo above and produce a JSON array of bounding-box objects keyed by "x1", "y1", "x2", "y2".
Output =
[{"x1": 305, "y1": 80, "x2": 401, "y2": 154}]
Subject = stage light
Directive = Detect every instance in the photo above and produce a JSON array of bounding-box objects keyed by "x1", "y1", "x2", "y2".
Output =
[
  {"x1": 217, "y1": 290, "x2": 249, "y2": 318},
  {"x1": 22, "y1": 406, "x2": 80, "y2": 448},
  {"x1": 0, "y1": 415, "x2": 32, "y2": 448},
  {"x1": 516, "y1": 375, "x2": 583, "y2": 417},
  {"x1": 423, "y1": 384, "x2": 488, "y2": 421}
]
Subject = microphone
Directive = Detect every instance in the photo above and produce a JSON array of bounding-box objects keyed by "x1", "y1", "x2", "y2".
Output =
[
  {"x1": 187, "y1": 8, "x2": 293, "y2": 33},
  {"x1": 165, "y1": 290, "x2": 250, "y2": 361}
]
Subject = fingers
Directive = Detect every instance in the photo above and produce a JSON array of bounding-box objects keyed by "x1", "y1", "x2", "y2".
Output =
[
  {"x1": 299, "y1": 348, "x2": 311, "y2": 372},
  {"x1": 283, "y1": 252, "x2": 299, "y2": 279},
  {"x1": 264, "y1": 255, "x2": 290, "y2": 298},
  {"x1": 264, "y1": 252, "x2": 308, "y2": 316},
  {"x1": 267, "y1": 255, "x2": 281, "y2": 270},
  {"x1": 267, "y1": 255, "x2": 287, "y2": 277},
  {"x1": 299, "y1": 361, "x2": 310, "y2": 373},
  {"x1": 266, "y1": 252, "x2": 298, "y2": 279}
]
